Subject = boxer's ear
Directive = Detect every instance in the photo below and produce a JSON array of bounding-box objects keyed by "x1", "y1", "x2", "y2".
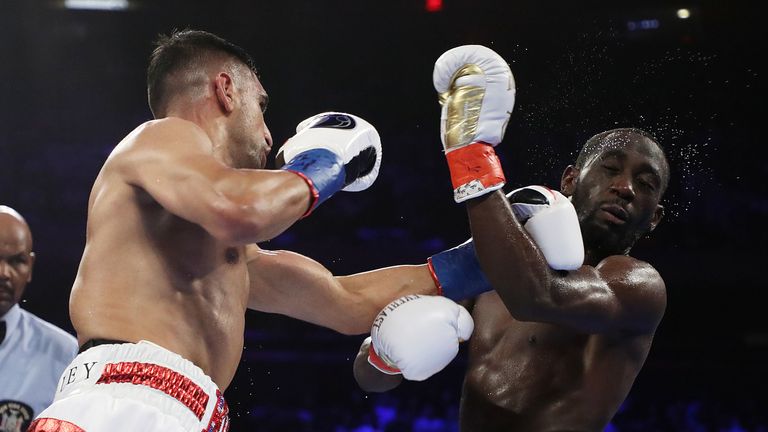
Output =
[
  {"x1": 214, "y1": 72, "x2": 235, "y2": 114},
  {"x1": 648, "y1": 204, "x2": 664, "y2": 233},
  {"x1": 560, "y1": 165, "x2": 579, "y2": 197}
]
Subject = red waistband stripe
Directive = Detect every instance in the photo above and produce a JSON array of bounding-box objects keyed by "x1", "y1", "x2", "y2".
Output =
[
  {"x1": 27, "y1": 418, "x2": 86, "y2": 432},
  {"x1": 96, "y1": 361, "x2": 210, "y2": 420}
]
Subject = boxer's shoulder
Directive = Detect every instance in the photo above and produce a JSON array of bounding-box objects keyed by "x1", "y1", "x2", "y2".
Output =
[
  {"x1": 596, "y1": 255, "x2": 663, "y2": 288},
  {"x1": 102, "y1": 118, "x2": 215, "y2": 184},
  {"x1": 116, "y1": 117, "x2": 212, "y2": 157},
  {"x1": 593, "y1": 255, "x2": 666, "y2": 335}
]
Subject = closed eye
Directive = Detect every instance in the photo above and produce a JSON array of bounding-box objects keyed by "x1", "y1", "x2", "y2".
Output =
[
  {"x1": 639, "y1": 180, "x2": 656, "y2": 191},
  {"x1": 637, "y1": 170, "x2": 661, "y2": 191}
]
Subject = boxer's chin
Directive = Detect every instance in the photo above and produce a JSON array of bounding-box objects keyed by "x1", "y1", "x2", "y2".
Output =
[{"x1": 238, "y1": 148, "x2": 267, "y2": 170}]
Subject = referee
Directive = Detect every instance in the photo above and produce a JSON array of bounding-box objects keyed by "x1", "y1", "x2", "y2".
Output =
[{"x1": 0, "y1": 206, "x2": 77, "y2": 432}]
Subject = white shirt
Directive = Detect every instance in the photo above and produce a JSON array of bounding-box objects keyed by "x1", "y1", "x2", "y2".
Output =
[{"x1": 0, "y1": 304, "x2": 78, "y2": 429}]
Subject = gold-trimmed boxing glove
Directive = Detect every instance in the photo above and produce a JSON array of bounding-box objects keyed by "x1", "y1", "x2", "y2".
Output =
[{"x1": 432, "y1": 45, "x2": 515, "y2": 202}]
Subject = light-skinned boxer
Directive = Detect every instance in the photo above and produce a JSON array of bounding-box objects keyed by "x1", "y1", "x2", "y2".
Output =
[{"x1": 28, "y1": 29, "x2": 409, "y2": 432}]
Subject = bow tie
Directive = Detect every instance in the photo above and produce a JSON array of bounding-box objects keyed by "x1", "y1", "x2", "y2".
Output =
[{"x1": 0, "y1": 320, "x2": 6, "y2": 344}]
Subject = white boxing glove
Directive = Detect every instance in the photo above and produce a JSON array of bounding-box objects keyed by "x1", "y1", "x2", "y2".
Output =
[
  {"x1": 278, "y1": 112, "x2": 382, "y2": 215},
  {"x1": 368, "y1": 295, "x2": 474, "y2": 381},
  {"x1": 433, "y1": 45, "x2": 516, "y2": 202},
  {"x1": 507, "y1": 186, "x2": 584, "y2": 270}
]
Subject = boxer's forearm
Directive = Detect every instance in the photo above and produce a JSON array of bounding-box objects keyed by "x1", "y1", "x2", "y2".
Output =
[
  {"x1": 247, "y1": 248, "x2": 436, "y2": 335},
  {"x1": 466, "y1": 191, "x2": 556, "y2": 319},
  {"x1": 210, "y1": 169, "x2": 312, "y2": 244},
  {"x1": 334, "y1": 264, "x2": 438, "y2": 332}
]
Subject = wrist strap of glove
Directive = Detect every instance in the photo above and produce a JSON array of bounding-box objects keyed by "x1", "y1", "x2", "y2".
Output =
[
  {"x1": 367, "y1": 344, "x2": 402, "y2": 375},
  {"x1": 281, "y1": 148, "x2": 345, "y2": 217},
  {"x1": 445, "y1": 143, "x2": 506, "y2": 203},
  {"x1": 427, "y1": 239, "x2": 493, "y2": 301}
]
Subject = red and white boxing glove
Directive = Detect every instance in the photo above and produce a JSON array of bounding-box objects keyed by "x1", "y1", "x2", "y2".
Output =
[
  {"x1": 366, "y1": 295, "x2": 474, "y2": 381},
  {"x1": 507, "y1": 185, "x2": 584, "y2": 270},
  {"x1": 433, "y1": 45, "x2": 516, "y2": 202}
]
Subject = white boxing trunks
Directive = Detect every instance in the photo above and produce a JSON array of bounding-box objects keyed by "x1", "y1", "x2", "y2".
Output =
[{"x1": 27, "y1": 340, "x2": 229, "y2": 432}]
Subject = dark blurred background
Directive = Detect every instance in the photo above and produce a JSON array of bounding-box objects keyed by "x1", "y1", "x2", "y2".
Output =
[{"x1": 1, "y1": 0, "x2": 765, "y2": 430}]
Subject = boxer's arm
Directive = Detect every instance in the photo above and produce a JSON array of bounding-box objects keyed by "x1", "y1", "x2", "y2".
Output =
[
  {"x1": 353, "y1": 337, "x2": 404, "y2": 392},
  {"x1": 120, "y1": 118, "x2": 310, "y2": 244},
  {"x1": 246, "y1": 245, "x2": 438, "y2": 335},
  {"x1": 466, "y1": 191, "x2": 666, "y2": 335}
]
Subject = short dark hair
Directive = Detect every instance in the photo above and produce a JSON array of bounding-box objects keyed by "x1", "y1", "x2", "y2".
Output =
[
  {"x1": 576, "y1": 128, "x2": 670, "y2": 194},
  {"x1": 146, "y1": 29, "x2": 258, "y2": 117}
]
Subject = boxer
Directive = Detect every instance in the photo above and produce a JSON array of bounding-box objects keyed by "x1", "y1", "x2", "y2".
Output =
[
  {"x1": 354, "y1": 45, "x2": 670, "y2": 432},
  {"x1": 28, "y1": 29, "x2": 393, "y2": 432}
]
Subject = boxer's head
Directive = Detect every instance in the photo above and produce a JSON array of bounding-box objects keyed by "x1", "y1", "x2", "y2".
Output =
[
  {"x1": 561, "y1": 128, "x2": 669, "y2": 256},
  {"x1": 0, "y1": 206, "x2": 35, "y2": 318},
  {"x1": 147, "y1": 29, "x2": 272, "y2": 169}
]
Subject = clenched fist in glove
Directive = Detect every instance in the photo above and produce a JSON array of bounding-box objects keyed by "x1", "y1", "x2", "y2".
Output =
[
  {"x1": 278, "y1": 112, "x2": 382, "y2": 215},
  {"x1": 433, "y1": 45, "x2": 515, "y2": 202},
  {"x1": 365, "y1": 295, "x2": 474, "y2": 381}
]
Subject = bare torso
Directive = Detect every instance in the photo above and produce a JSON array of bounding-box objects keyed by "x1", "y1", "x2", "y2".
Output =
[
  {"x1": 69, "y1": 124, "x2": 250, "y2": 390},
  {"x1": 461, "y1": 292, "x2": 655, "y2": 432}
]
